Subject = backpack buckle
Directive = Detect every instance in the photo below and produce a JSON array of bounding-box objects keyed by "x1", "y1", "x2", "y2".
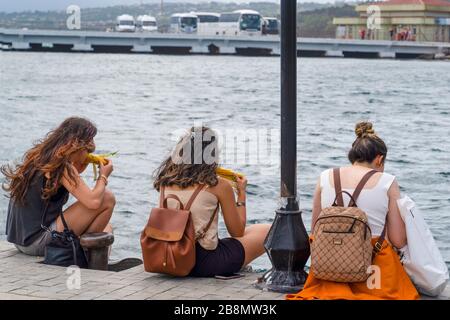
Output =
[
  {"x1": 374, "y1": 242, "x2": 383, "y2": 253},
  {"x1": 196, "y1": 231, "x2": 205, "y2": 240}
]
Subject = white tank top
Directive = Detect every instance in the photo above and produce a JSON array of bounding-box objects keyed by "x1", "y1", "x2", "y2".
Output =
[{"x1": 320, "y1": 168, "x2": 396, "y2": 236}]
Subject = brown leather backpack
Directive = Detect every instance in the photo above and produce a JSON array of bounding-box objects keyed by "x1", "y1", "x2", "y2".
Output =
[
  {"x1": 140, "y1": 184, "x2": 218, "y2": 277},
  {"x1": 310, "y1": 168, "x2": 386, "y2": 283}
]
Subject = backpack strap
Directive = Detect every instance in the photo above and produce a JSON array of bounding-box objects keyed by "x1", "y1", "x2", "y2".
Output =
[
  {"x1": 185, "y1": 184, "x2": 206, "y2": 211},
  {"x1": 333, "y1": 169, "x2": 387, "y2": 258},
  {"x1": 350, "y1": 169, "x2": 386, "y2": 257},
  {"x1": 41, "y1": 199, "x2": 70, "y2": 232},
  {"x1": 333, "y1": 168, "x2": 344, "y2": 207},
  {"x1": 333, "y1": 168, "x2": 378, "y2": 207},
  {"x1": 183, "y1": 184, "x2": 218, "y2": 240},
  {"x1": 162, "y1": 194, "x2": 185, "y2": 210},
  {"x1": 196, "y1": 203, "x2": 220, "y2": 240},
  {"x1": 159, "y1": 184, "x2": 204, "y2": 211},
  {"x1": 349, "y1": 170, "x2": 378, "y2": 207},
  {"x1": 159, "y1": 184, "x2": 215, "y2": 240},
  {"x1": 159, "y1": 186, "x2": 165, "y2": 207},
  {"x1": 373, "y1": 216, "x2": 388, "y2": 259},
  {"x1": 333, "y1": 190, "x2": 357, "y2": 207}
]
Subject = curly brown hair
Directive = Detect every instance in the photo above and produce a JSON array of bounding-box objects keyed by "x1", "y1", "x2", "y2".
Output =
[
  {"x1": 1, "y1": 117, "x2": 97, "y2": 204},
  {"x1": 153, "y1": 126, "x2": 219, "y2": 191}
]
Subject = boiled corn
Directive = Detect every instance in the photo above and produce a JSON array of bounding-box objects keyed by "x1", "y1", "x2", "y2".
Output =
[
  {"x1": 216, "y1": 167, "x2": 244, "y2": 182},
  {"x1": 86, "y1": 152, "x2": 117, "y2": 180}
]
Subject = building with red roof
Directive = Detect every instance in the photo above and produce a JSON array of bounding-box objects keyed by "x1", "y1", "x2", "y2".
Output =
[{"x1": 333, "y1": 0, "x2": 450, "y2": 42}]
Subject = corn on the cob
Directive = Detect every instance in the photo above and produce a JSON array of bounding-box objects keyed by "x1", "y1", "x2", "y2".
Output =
[
  {"x1": 86, "y1": 152, "x2": 117, "y2": 180},
  {"x1": 216, "y1": 167, "x2": 244, "y2": 182}
]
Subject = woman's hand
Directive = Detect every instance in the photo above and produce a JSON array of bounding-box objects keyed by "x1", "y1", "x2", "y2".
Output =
[
  {"x1": 99, "y1": 159, "x2": 114, "y2": 178},
  {"x1": 235, "y1": 175, "x2": 247, "y2": 197}
]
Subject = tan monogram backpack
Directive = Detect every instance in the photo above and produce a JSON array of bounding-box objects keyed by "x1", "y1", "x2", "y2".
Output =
[
  {"x1": 310, "y1": 168, "x2": 386, "y2": 283},
  {"x1": 140, "y1": 185, "x2": 218, "y2": 277}
]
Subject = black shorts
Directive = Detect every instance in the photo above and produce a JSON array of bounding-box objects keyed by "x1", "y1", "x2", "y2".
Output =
[{"x1": 189, "y1": 238, "x2": 245, "y2": 278}]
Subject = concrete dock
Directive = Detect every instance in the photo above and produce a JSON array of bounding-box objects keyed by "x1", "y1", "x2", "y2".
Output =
[
  {"x1": 0, "y1": 241, "x2": 448, "y2": 300},
  {"x1": 0, "y1": 241, "x2": 284, "y2": 300},
  {"x1": 1, "y1": 28, "x2": 450, "y2": 59}
]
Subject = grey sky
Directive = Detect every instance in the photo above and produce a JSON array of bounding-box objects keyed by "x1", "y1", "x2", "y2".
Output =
[{"x1": 0, "y1": 1, "x2": 337, "y2": 13}]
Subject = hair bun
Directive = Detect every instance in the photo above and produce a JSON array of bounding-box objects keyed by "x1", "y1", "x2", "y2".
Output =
[{"x1": 355, "y1": 121, "x2": 375, "y2": 138}]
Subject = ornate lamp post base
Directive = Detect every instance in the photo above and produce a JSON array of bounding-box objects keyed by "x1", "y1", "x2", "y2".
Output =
[
  {"x1": 255, "y1": 205, "x2": 310, "y2": 293},
  {"x1": 256, "y1": 269, "x2": 307, "y2": 293}
]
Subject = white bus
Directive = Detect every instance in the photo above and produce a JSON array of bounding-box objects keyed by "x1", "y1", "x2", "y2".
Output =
[
  {"x1": 136, "y1": 15, "x2": 157, "y2": 32},
  {"x1": 191, "y1": 12, "x2": 220, "y2": 35},
  {"x1": 115, "y1": 14, "x2": 136, "y2": 32},
  {"x1": 170, "y1": 13, "x2": 198, "y2": 34},
  {"x1": 191, "y1": 12, "x2": 220, "y2": 23},
  {"x1": 217, "y1": 10, "x2": 263, "y2": 36}
]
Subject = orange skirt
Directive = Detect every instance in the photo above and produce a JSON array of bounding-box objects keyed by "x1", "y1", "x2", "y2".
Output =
[{"x1": 286, "y1": 239, "x2": 419, "y2": 300}]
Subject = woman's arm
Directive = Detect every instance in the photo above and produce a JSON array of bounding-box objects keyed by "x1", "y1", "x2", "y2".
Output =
[
  {"x1": 311, "y1": 179, "x2": 322, "y2": 231},
  {"x1": 386, "y1": 179, "x2": 407, "y2": 248},
  {"x1": 215, "y1": 177, "x2": 246, "y2": 238},
  {"x1": 61, "y1": 161, "x2": 114, "y2": 210}
]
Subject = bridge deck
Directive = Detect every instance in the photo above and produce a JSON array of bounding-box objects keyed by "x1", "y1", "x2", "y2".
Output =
[{"x1": 1, "y1": 28, "x2": 449, "y2": 58}]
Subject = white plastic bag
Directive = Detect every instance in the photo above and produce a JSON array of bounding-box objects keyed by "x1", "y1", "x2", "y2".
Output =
[{"x1": 397, "y1": 195, "x2": 449, "y2": 297}]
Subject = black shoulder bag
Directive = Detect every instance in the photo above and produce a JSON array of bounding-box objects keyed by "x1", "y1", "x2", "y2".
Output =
[{"x1": 41, "y1": 202, "x2": 88, "y2": 268}]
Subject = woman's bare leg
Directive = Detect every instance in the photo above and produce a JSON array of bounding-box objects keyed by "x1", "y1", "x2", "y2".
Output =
[
  {"x1": 84, "y1": 191, "x2": 115, "y2": 234},
  {"x1": 103, "y1": 223, "x2": 113, "y2": 234},
  {"x1": 56, "y1": 189, "x2": 116, "y2": 236},
  {"x1": 103, "y1": 223, "x2": 114, "y2": 258},
  {"x1": 235, "y1": 224, "x2": 271, "y2": 267}
]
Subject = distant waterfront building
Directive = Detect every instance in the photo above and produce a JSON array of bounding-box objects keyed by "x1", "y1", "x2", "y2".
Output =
[{"x1": 333, "y1": 0, "x2": 450, "y2": 42}]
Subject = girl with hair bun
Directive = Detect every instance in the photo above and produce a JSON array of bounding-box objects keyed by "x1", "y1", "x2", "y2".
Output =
[{"x1": 287, "y1": 121, "x2": 419, "y2": 300}]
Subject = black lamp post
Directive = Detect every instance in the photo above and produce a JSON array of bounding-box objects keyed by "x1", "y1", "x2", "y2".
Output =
[{"x1": 257, "y1": 0, "x2": 311, "y2": 293}]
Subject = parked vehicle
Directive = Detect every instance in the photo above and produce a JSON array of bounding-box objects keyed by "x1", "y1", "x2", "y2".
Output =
[
  {"x1": 216, "y1": 10, "x2": 263, "y2": 36},
  {"x1": 136, "y1": 15, "x2": 158, "y2": 32},
  {"x1": 170, "y1": 13, "x2": 198, "y2": 34},
  {"x1": 116, "y1": 14, "x2": 136, "y2": 32},
  {"x1": 262, "y1": 17, "x2": 280, "y2": 35}
]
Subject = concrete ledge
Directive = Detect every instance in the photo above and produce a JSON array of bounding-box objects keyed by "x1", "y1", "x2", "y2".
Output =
[
  {"x1": 0, "y1": 241, "x2": 283, "y2": 300},
  {"x1": 0, "y1": 241, "x2": 448, "y2": 300}
]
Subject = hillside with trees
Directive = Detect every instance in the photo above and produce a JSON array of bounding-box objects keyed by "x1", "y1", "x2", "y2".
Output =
[
  {"x1": 0, "y1": 1, "x2": 359, "y2": 38},
  {"x1": 298, "y1": 5, "x2": 358, "y2": 38}
]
